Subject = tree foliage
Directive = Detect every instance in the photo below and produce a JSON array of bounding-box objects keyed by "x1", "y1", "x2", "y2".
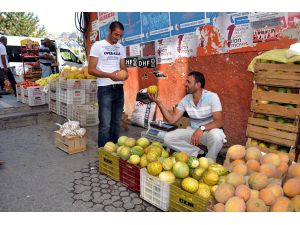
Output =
[{"x1": 0, "y1": 12, "x2": 46, "y2": 37}]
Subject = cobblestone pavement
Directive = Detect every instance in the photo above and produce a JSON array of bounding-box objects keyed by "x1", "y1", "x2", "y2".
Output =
[{"x1": 0, "y1": 121, "x2": 160, "y2": 212}]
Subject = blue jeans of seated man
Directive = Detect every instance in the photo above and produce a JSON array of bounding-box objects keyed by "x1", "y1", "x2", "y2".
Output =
[{"x1": 98, "y1": 84, "x2": 124, "y2": 147}]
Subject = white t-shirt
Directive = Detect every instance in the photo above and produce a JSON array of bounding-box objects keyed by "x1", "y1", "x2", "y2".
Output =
[
  {"x1": 0, "y1": 43, "x2": 9, "y2": 69},
  {"x1": 89, "y1": 40, "x2": 126, "y2": 86}
]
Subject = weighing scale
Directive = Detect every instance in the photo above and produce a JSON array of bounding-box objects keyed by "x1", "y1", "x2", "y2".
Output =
[{"x1": 141, "y1": 120, "x2": 177, "y2": 144}]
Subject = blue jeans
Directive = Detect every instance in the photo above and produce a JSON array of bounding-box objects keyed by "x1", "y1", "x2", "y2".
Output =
[
  {"x1": 41, "y1": 64, "x2": 52, "y2": 78},
  {"x1": 97, "y1": 84, "x2": 124, "y2": 147}
]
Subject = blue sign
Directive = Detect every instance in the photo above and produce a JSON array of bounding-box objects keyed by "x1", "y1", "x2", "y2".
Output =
[
  {"x1": 118, "y1": 12, "x2": 142, "y2": 46},
  {"x1": 170, "y1": 12, "x2": 206, "y2": 35},
  {"x1": 99, "y1": 23, "x2": 110, "y2": 41},
  {"x1": 206, "y1": 12, "x2": 220, "y2": 25},
  {"x1": 141, "y1": 12, "x2": 170, "y2": 42}
]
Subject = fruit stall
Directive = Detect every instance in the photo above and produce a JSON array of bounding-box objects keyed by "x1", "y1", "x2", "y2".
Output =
[{"x1": 97, "y1": 136, "x2": 300, "y2": 212}]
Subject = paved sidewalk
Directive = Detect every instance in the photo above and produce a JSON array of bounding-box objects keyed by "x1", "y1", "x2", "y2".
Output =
[{"x1": 0, "y1": 121, "x2": 160, "y2": 212}]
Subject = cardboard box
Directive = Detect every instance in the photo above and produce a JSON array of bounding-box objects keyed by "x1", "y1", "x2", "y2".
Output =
[{"x1": 54, "y1": 130, "x2": 86, "y2": 154}]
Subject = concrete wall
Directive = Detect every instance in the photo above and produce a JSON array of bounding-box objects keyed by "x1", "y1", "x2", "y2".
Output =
[{"x1": 85, "y1": 12, "x2": 300, "y2": 145}]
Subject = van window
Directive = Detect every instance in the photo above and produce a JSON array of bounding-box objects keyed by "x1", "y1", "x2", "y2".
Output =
[
  {"x1": 6, "y1": 46, "x2": 22, "y2": 62},
  {"x1": 60, "y1": 48, "x2": 82, "y2": 64}
]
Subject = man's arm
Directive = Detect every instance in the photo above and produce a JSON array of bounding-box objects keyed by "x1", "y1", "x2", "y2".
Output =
[
  {"x1": 120, "y1": 58, "x2": 127, "y2": 72},
  {"x1": 88, "y1": 56, "x2": 122, "y2": 81},
  {"x1": 148, "y1": 93, "x2": 184, "y2": 124},
  {"x1": 1, "y1": 54, "x2": 8, "y2": 77},
  {"x1": 202, "y1": 111, "x2": 224, "y2": 131}
]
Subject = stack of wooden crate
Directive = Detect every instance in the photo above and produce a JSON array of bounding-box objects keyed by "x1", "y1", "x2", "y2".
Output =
[{"x1": 246, "y1": 62, "x2": 300, "y2": 162}]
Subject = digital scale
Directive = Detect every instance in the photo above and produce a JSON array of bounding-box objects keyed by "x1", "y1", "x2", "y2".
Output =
[{"x1": 141, "y1": 120, "x2": 177, "y2": 144}]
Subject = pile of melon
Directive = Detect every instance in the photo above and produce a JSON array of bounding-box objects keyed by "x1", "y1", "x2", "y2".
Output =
[
  {"x1": 146, "y1": 149, "x2": 228, "y2": 202},
  {"x1": 101, "y1": 136, "x2": 156, "y2": 166},
  {"x1": 212, "y1": 144, "x2": 300, "y2": 212}
]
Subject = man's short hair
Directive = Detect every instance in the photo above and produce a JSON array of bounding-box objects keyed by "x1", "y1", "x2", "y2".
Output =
[
  {"x1": 0, "y1": 36, "x2": 7, "y2": 43},
  {"x1": 188, "y1": 71, "x2": 205, "y2": 88},
  {"x1": 109, "y1": 21, "x2": 124, "y2": 31}
]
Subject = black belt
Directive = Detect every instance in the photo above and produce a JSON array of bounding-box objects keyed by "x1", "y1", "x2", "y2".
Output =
[{"x1": 40, "y1": 62, "x2": 51, "y2": 66}]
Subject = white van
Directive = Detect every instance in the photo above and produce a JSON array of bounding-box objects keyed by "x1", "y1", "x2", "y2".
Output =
[{"x1": 5, "y1": 35, "x2": 83, "y2": 81}]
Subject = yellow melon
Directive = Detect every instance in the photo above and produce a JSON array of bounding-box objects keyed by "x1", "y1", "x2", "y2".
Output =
[
  {"x1": 259, "y1": 163, "x2": 277, "y2": 178},
  {"x1": 270, "y1": 197, "x2": 294, "y2": 212},
  {"x1": 291, "y1": 195, "x2": 300, "y2": 212},
  {"x1": 213, "y1": 203, "x2": 225, "y2": 212},
  {"x1": 288, "y1": 163, "x2": 300, "y2": 178},
  {"x1": 117, "y1": 70, "x2": 128, "y2": 80},
  {"x1": 226, "y1": 172, "x2": 245, "y2": 187},
  {"x1": 225, "y1": 196, "x2": 246, "y2": 212},
  {"x1": 235, "y1": 185, "x2": 251, "y2": 202},
  {"x1": 249, "y1": 189, "x2": 259, "y2": 199},
  {"x1": 277, "y1": 152, "x2": 289, "y2": 164},
  {"x1": 277, "y1": 161, "x2": 289, "y2": 175},
  {"x1": 259, "y1": 188, "x2": 276, "y2": 206},
  {"x1": 260, "y1": 153, "x2": 280, "y2": 167},
  {"x1": 231, "y1": 159, "x2": 246, "y2": 168},
  {"x1": 283, "y1": 178, "x2": 300, "y2": 198},
  {"x1": 214, "y1": 183, "x2": 235, "y2": 204},
  {"x1": 227, "y1": 145, "x2": 246, "y2": 160},
  {"x1": 266, "y1": 183, "x2": 284, "y2": 198},
  {"x1": 246, "y1": 198, "x2": 268, "y2": 212},
  {"x1": 248, "y1": 172, "x2": 268, "y2": 190},
  {"x1": 232, "y1": 163, "x2": 247, "y2": 176},
  {"x1": 245, "y1": 146, "x2": 262, "y2": 161},
  {"x1": 246, "y1": 159, "x2": 260, "y2": 174}
]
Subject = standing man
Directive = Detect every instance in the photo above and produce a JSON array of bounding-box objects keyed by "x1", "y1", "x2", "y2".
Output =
[
  {"x1": 88, "y1": 21, "x2": 128, "y2": 147},
  {"x1": 39, "y1": 38, "x2": 53, "y2": 78},
  {"x1": 0, "y1": 36, "x2": 16, "y2": 96},
  {"x1": 149, "y1": 71, "x2": 226, "y2": 161}
]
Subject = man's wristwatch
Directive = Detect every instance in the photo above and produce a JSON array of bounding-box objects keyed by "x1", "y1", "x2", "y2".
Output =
[{"x1": 200, "y1": 125, "x2": 206, "y2": 131}]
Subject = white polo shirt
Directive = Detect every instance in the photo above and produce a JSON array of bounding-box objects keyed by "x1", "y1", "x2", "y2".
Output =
[
  {"x1": 176, "y1": 89, "x2": 222, "y2": 129},
  {"x1": 0, "y1": 43, "x2": 9, "y2": 69},
  {"x1": 89, "y1": 40, "x2": 126, "y2": 87}
]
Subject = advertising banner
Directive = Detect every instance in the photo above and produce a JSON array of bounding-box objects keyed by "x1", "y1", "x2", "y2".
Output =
[{"x1": 141, "y1": 12, "x2": 171, "y2": 42}]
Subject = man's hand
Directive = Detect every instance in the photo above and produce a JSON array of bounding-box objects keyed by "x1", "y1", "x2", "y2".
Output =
[
  {"x1": 191, "y1": 128, "x2": 204, "y2": 146},
  {"x1": 148, "y1": 93, "x2": 162, "y2": 105},
  {"x1": 110, "y1": 70, "x2": 127, "y2": 81}
]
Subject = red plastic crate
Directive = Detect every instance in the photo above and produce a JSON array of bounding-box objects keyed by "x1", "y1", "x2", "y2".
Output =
[{"x1": 119, "y1": 159, "x2": 140, "y2": 193}]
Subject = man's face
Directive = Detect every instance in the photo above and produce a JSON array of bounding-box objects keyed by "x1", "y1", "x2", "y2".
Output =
[
  {"x1": 44, "y1": 39, "x2": 51, "y2": 47},
  {"x1": 109, "y1": 28, "x2": 124, "y2": 44},
  {"x1": 185, "y1": 75, "x2": 200, "y2": 94}
]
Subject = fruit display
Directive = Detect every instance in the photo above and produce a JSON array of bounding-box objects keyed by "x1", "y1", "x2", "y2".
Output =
[
  {"x1": 60, "y1": 65, "x2": 96, "y2": 79},
  {"x1": 212, "y1": 144, "x2": 300, "y2": 212},
  {"x1": 35, "y1": 73, "x2": 60, "y2": 86}
]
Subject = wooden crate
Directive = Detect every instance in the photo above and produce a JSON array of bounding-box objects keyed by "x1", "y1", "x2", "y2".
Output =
[
  {"x1": 251, "y1": 87, "x2": 300, "y2": 119},
  {"x1": 246, "y1": 117, "x2": 299, "y2": 148},
  {"x1": 254, "y1": 62, "x2": 300, "y2": 88},
  {"x1": 54, "y1": 130, "x2": 86, "y2": 154},
  {"x1": 246, "y1": 138, "x2": 296, "y2": 162},
  {"x1": 246, "y1": 62, "x2": 300, "y2": 161}
]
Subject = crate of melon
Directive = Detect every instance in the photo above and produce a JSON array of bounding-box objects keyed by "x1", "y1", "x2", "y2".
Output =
[
  {"x1": 119, "y1": 159, "x2": 140, "y2": 193},
  {"x1": 98, "y1": 147, "x2": 120, "y2": 181},
  {"x1": 140, "y1": 168, "x2": 170, "y2": 211},
  {"x1": 169, "y1": 182, "x2": 213, "y2": 212}
]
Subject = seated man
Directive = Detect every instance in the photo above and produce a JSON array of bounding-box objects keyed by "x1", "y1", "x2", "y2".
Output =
[{"x1": 148, "y1": 71, "x2": 226, "y2": 161}]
